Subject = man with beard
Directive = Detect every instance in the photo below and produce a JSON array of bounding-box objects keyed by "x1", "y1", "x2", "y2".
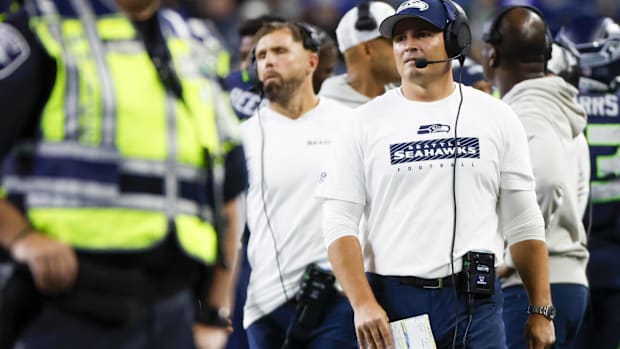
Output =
[
  {"x1": 239, "y1": 21, "x2": 357, "y2": 349},
  {"x1": 221, "y1": 16, "x2": 338, "y2": 120}
]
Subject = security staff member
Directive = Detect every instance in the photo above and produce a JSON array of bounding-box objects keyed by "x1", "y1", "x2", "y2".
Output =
[{"x1": 0, "y1": 0, "x2": 246, "y2": 347}]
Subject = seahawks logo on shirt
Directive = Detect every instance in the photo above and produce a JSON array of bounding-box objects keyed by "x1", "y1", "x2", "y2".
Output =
[
  {"x1": 0, "y1": 23, "x2": 30, "y2": 80},
  {"x1": 417, "y1": 124, "x2": 451, "y2": 134},
  {"x1": 390, "y1": 137, "x2": 480, "y2": 165}
]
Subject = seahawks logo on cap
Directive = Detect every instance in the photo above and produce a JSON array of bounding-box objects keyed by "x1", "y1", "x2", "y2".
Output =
[{"x1": 397, "y1": 0, "x2": 430, "y2": 13}]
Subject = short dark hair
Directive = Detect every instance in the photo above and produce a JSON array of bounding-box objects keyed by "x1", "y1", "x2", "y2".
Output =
[
  {"x1": 238, "y1": 15, "x2": 286, "y2": 38},
  {"x1": 254, "y1": 22, "x2": 308, "y2": 50}
]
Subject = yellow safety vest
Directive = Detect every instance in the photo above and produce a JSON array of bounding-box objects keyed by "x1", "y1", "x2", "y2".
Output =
[{"x1": 2, "y1": 0, "x2": 222, "y2": 265}]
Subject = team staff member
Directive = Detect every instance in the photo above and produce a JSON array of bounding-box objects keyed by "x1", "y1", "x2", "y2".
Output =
[
  {"x1": 319, "y1": 1, "x2": 399, "y2": 108},
  {"x1": 241, "y1": 22, "x2": 356, "y2": 348},
  {"x1": 481, "y1": 6, "x2": 589, "y2": 348},
  {"x1": 0, "y1": 0, "x2": 246, "y2": 347},
  {"x1": 219, "y1": 15, "x2": 288, "y2": 349},
  {"x1": 220, "y1": 14, "x2": 338, "y2": 349},
  {"x1": 316, "y1": 0, "x2": 555, "y2": 348},
  {"x1": 220, "y1": 15, "x2": 289, "y2": 349}
]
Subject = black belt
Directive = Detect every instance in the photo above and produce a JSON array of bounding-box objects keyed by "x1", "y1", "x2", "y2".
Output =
[{"x1": 396, "y1": 272, "x2": 463, "y2": 289}]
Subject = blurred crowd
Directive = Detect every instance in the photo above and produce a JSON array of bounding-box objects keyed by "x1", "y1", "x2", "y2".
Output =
[{"x1": 163, "y1": 0, "x2": 620, "y2": 69}]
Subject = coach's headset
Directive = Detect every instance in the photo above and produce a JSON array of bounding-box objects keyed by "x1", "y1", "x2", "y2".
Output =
[
  {"x1": 248, "y1": 22, "x2": 321, "y2": 92},
  {"x1": 441, "y1": 0, "x2": 472, "y2": 61},
  {"x1": 397, "y1": 0, "x2": 471, "y2": 68},
  {"x1": 482, "y1": 5, "x2": 553, "y2": 62}
]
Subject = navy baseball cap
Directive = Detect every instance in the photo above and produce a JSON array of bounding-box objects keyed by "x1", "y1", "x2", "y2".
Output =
[{"x1": 379, "y1": 0, "x2": 451, "y2": 38}]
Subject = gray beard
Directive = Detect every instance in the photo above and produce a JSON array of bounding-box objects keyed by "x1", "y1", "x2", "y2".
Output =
[{"x1": 264, "y1": 76, "x2": 305, "y2": 107}]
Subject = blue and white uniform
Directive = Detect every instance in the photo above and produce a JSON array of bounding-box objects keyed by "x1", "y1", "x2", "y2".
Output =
[
  {"x1": 557, "y1": 14, "x2": 620, "y2": 349},
  {"x1": 221, "y1": 70, "x2": 264, "y2": 121},
  {"x1": 575, "y1": 87, "x2": 620, "y2": 349}
]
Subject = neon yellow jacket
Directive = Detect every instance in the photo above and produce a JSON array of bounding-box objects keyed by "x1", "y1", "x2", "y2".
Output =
[{"x1": 2, "y1": 0, "x2": 223, "y2": 265}]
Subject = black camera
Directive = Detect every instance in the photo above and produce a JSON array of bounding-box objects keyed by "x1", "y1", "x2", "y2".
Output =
[
  {"x1": 294, "y1": 263, "x2": 336, "y2": 328},
  {"x1": 462, "y1": 250, "x2": 495, "y2": 296}
]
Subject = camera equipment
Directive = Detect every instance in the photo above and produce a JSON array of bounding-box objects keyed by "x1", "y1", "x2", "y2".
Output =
[
  {"x1": 462, "y1": 250, "x2": 495, "y2": 296},
  {"x1": 295, "y1": 263, "x2": 336, "y2": 328}
]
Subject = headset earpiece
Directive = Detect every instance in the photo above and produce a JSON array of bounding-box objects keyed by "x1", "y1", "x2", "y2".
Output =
[
  {"x1": 295, "y1": 22, "x2": 321, "y2": 53},
  {"x1": 354, "y1": 1, "x2": 377, "y2": 31},
  {"x1": 442, "y1": 0, "x2": 471, "y2": 59},
  {"x1": 247, "y1": 47, "x2": 262, "y2": 92},
  {"x1": 543, "y1": 26, "x2": 553, "y2": 61}
]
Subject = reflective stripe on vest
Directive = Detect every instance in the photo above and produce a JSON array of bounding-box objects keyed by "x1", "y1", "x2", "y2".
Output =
[{"x1": 5, "y1": 0, "x2": 220, "y2": 264}]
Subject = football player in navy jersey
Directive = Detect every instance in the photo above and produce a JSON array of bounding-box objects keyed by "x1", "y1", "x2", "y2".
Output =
[{"x1": 558, "y1": 15, "x2": 620, "y2": 349}]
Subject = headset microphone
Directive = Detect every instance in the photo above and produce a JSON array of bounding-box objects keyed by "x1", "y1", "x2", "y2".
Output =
[{"x1": 415, "y1": 53, "x2": 463, "y2": 68}]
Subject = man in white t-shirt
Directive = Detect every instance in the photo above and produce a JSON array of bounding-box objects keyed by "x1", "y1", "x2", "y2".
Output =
[
  {"x1": 318, "y1": 1, "x2": 400, "y2": 108},
  {"x1": 316, "y1": 1, "x2": 556, "y2": 348},
  {"x1": 240, "y1": 21, "x2": 356, "y2": 349}
]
